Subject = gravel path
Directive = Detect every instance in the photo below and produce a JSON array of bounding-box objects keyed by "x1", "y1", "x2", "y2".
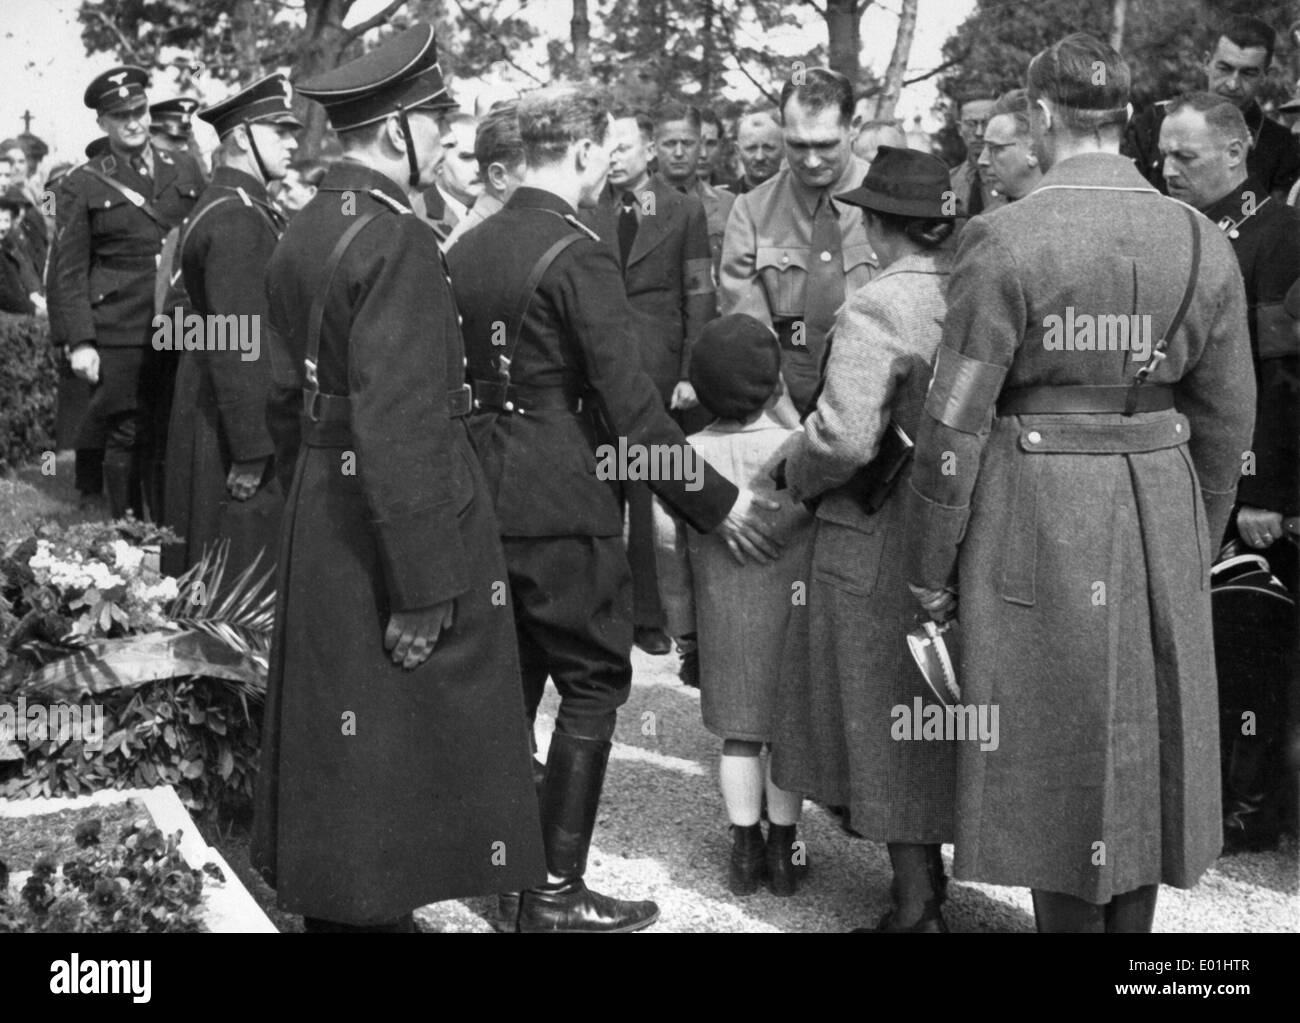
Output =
[{"x1": 417, "y1": 647, "x2": 1299, "y2": 934}]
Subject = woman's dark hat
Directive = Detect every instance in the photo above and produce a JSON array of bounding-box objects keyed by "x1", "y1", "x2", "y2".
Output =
[
  {"x1": 0, "y1": 187, "x2": 27, "y2": 215},
  {"x1": 689, "y1": 314, "x2": 781, "y2": 421},
  {"x1": 835, "y1": 146, "x2": 956, "y2": 220}
]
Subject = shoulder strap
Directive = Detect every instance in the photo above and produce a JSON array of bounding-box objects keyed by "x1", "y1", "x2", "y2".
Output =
[
  {"x1": 498, "y1": 230, "x2": 587, "y2": 377},
  {"x1": 78, "y1": 163, "x2": 165, "y2": 227},
  {"x1": 175, "y1": 193, "x2": 244, "y2": 268},
  {"x1": 1126, "y1": 203, "x2": 1201, "y2": 412},
  {"x1": 304, "y1": 209, "x2": 384, "y2": 390}
]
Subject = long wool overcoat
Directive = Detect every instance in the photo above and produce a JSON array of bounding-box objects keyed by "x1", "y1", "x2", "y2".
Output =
[
  {"x1": 905, "y1": 153, "x2": 1256, "y2": 902},
  {"x1": 250, "y1": 162, "x2": 546, "y2": 925},
  {"x1": 772, "y1": 250, "x2": 957, "y2": 843}
]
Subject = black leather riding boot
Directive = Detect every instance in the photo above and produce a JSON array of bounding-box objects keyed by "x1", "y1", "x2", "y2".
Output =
[
  {"x1": 1031, "y1": 889, "x2": 1105, "y2": 933},
  {"x1": 516, "y1": 732, "x2": 660, "y2": 933},
  {"x1": 1105, "y1": 884, "x2": 1158, "y2": 933}
]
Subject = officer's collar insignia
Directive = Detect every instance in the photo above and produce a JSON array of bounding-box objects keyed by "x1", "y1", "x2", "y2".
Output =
[
  {"x1": 368, "y1": 188, "x2": 411, "y2": 214},
  {"x1": 101, "y1": 154, "x2": 117, "y2": 173}
]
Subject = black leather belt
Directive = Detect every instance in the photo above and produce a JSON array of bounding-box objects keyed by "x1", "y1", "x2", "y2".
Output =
[
  {"x1": 998, "y1": 384, "x2": 1175, "y2": 415},
  {"x1": 472, "y1": 379, "x2": 587, "y2": 414},
  {"x1": 96, "y1": 255, "x2": 157, "y2": 272},
  {"x1": 302, "y1": 383, "x2": 472, "y2": 424}
]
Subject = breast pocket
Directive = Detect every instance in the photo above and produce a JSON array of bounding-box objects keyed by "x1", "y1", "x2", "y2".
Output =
[
  {"x1": 841, "y1": 242, "x2": 879, "y2": 289},
  {"x1": 756, "y1": 246, "x2": 809, "y2": 319}
]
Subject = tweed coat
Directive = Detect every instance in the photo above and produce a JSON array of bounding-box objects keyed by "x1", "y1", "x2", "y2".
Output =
[
  {"x1": 770, "y1": 250, "x2": 956, "y2": 842},
  {"x1": 581, "y1": 175, "x2": 716, "y2": 402},
  {"x1": 653, "y1": 395, "x2": 811, "y2": 742},
  {"x1": 904, "y1": 152, "x2": 1257, "y2": 902},
  {"x1": 251, "y1": 162, "x2": 546, "y2": 924},
  {"x1": 162, "y1": 167, "x2": 286, "y2": 580}
]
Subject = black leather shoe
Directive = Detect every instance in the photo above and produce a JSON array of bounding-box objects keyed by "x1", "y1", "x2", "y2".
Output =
[
  {"x1": 765, "y1": 823, "x2": 800, "y2": 897},
  {"x1": 728, "y1": 824, "x2": 766, "y2": 896},
  {"x1": 865, "y1": 900, "x2": 948, "y2": 933},
  {"x1": 634, "y1": 626, "x2": 673, "y2": 655},
  {"x1": 516, "y1": 879, "x2": 660, "y2": 933},
  {"x1": 496, "y1": 892, "x2": 520, "y2": 931}
]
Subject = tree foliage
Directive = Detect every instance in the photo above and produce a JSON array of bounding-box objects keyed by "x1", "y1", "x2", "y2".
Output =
[{"x1": 940, "y1": 0, "x2": 1297, "y2": 109}]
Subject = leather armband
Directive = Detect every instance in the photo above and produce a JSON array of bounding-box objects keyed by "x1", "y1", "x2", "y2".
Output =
[
  {"x1": 1256, "y1": 301, "x2": 1300, "y2": 360},
  {"x1": 684, "y1": 258, "x2": 716, "y2": 296},
  {"x1": 924, "y1": 345, "x2": 1008, "y2": 435}
]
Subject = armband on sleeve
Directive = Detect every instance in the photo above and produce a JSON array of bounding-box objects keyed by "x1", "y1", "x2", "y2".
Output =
[{"x1": 924, "y1": 345, "x2": 1008, "y2": 435}]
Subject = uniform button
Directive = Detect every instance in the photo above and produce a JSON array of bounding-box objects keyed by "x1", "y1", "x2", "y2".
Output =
[
  {"x1": 503, "y1": 401, "x2": 514, "y2": 413},
  {"x1": 781, "y1": 255, "x2": 789, "y2": 264},
  {"x1": 1175, "y1": 423, "x2": 1182, "y2": 433},
  {"x1": 1026, "y1": 430, "x2": 1042, "y2": 445},
  {"x1": 820, "y1": 251, "x2": 832, "y2": 262}
]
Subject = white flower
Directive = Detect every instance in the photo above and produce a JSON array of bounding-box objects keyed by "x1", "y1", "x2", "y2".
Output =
[
  {"x1": 146, "y1": 577, "x2": 179, "y2": 602},
  {"x1": 112, "y1": 540, "x2": 144, "y2": 573},
  {"x1": 83, "y1": 561, "x2": 124, "y2": 591}
]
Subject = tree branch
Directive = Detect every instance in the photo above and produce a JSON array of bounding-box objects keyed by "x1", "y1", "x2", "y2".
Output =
[
  {"x1": 718, "y1": 6, "x2": 780, "y2": 106},
  {"x1": 902, "y1": 48, "x2": 970, "y2": 87},
  {"x1": 87, "y1": 8, "x2": 140, "y2": 64},
  {"x1": 798, "y1": 0, "x2": 826, "y2": 15},
  {"x1": 341, "y1": 0, "x2": 407, "y2": 45},
  {"x1": 450, "y1": 0, "x2": 544, "y2": 84}
]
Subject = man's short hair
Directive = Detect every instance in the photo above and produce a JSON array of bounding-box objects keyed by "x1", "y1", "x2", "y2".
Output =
[
  {"x1": 474, "y1": 100, "x2": 524, "y2": 170},
  {"x1": 737, "y1": 109, "x2": 780, "y2": 134},
  {"x1": 698, "y1": 107, "x2": 723, "y2": 132},
  {"x1": 1209, "y1": 14, "x2": 1277, "y2": 66},
  {"x1": 992, "y1": 89, "x2": 1032, "y2": 136},
  {"x1": 1165, "y1": 91, "x2": 1251, "y2": 147},
  {"x1": 654, "y1": 101, "x2": 701, "y2": 132},
  {"x1": 518, "y1": 85, "x2": 611, "y2": 167},
  {"x1": 1026, "y1": 33, "x2": 1131, "y2": 133},
  {"x1": 779, "y1": 68, "x2": 854, "y2": 126},
  {"x1": 609, "y1": 105, "x2": 654, "y2": 140}
]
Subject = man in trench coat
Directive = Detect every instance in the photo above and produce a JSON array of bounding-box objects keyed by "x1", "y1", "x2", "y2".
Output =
[
  {"x1": 162, "y1": 75, "x2": 300, "y2": 580},
  {"x1": 250, "y1": 24, "x2": 546, "y2": 931},
  {"x1": 905, "y1": 34, "x2": 1256, "y2": 932}
]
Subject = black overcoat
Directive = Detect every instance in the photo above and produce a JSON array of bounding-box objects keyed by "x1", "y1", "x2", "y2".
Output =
[{"x1": 251, "y1": 161, "x2": 545, "y2": 924}]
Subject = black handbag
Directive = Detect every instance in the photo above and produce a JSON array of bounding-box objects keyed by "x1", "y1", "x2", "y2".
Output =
[{"x1": 842, "y1": 420, "x2": 914, "y2": 515}]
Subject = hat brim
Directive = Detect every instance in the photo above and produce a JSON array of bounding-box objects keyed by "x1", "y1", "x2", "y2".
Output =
[
  {"x1": 252, "y1": 112, "x2": 305, "y2": 130},
  {"x1": 835, "y1": 186, "x2": 955, "y2": 220},
  {"x1": 100, "y1": 97, "x2": 149, "y2": 117}
]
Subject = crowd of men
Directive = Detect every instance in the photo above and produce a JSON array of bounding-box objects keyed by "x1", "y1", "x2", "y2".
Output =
[{"x1": 7, "y1": 10, "x2": 1296, "y2": 932}]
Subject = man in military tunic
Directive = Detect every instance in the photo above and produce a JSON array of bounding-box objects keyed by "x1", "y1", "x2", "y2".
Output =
[
  {"x1": 46, "y1": 66, "x2": 204, "y2": 519},
  {"x1": 720, "y1": 69, "x2": 878, "y2": 415},
  {"x1": 1160, "y1": 92, "x2": 1300, "y2": 853},
  {"x1": 905, "y1": 34, "x2": 1256, "y2": 932},
  {"x1": 448, "y1": 84, "x2": 785, "y2": 933},
  {"x1": 251, "y1": 24, "x2": 546, "y2": 932},
  {"x1": 161, "y1": 75, "x2": 300, "y2": 580}
]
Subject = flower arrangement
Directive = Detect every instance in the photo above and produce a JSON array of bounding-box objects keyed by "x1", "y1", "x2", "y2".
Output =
[{"x1": 1, "y1": 519, "x2": 274, "y2": 820}]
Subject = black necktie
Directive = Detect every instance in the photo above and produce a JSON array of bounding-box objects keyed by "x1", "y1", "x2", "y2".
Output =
[
  {"x1": 618, "y1": 191, "x2": 638, "y2": 269},
  {"x1": 968, "y1": 168, "x2": 985, "y2": 215}
]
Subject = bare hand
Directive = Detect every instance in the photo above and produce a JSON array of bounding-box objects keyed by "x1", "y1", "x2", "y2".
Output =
[
  {"x1": 670, "y1": 380, "x2": 699, "y2": 411},
  {"x1": 384, "y1": 600, "x2": 456, "y2": 670},
  {"x1": 69, "y1": 343, "x2": 99, "y2": 384},
  {"x1": 715, "y1": 488, "x2": 783, "y2": 565},
  {"x1": 226, "y1": 458, "x2": 269, "y2": 501},
  {"x1": 1237, "y1": 506, "x2": 1285, "y2": 549},
  {"x1": 909, "y1": 583, "x2": 957, "y2": 623}
]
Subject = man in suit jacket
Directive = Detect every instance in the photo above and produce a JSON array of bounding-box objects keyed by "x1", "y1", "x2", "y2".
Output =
[
  {"x1": 582, "y1": 108, "x2": 717, "y2": 654},
  {"x1": 47, "y1": 66, "x2": 204, "y2": 518},
  {"x1": 652, "y1": 102, "x2": 735, "y2": 278}
]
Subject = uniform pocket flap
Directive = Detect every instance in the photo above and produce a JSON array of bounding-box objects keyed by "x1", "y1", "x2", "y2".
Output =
[
  {"x1": 756, "y1": 246, "x2": 809, "y2": 273},
  {"x1": 841, "y1": 242, "x2": 879, "y2": 273},
  {"x1": 1017, "y1": 415, "x2": 1190, "y2": 454}
]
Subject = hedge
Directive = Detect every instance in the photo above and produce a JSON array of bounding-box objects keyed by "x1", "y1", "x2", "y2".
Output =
[{"x1": 0, "y1": 312, "x2": 57, "y2": 473}]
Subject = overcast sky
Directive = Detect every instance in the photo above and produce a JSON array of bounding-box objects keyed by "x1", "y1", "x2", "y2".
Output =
[{"x1": 0, "y1": 0, "x2": 975, "y2": 174}]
